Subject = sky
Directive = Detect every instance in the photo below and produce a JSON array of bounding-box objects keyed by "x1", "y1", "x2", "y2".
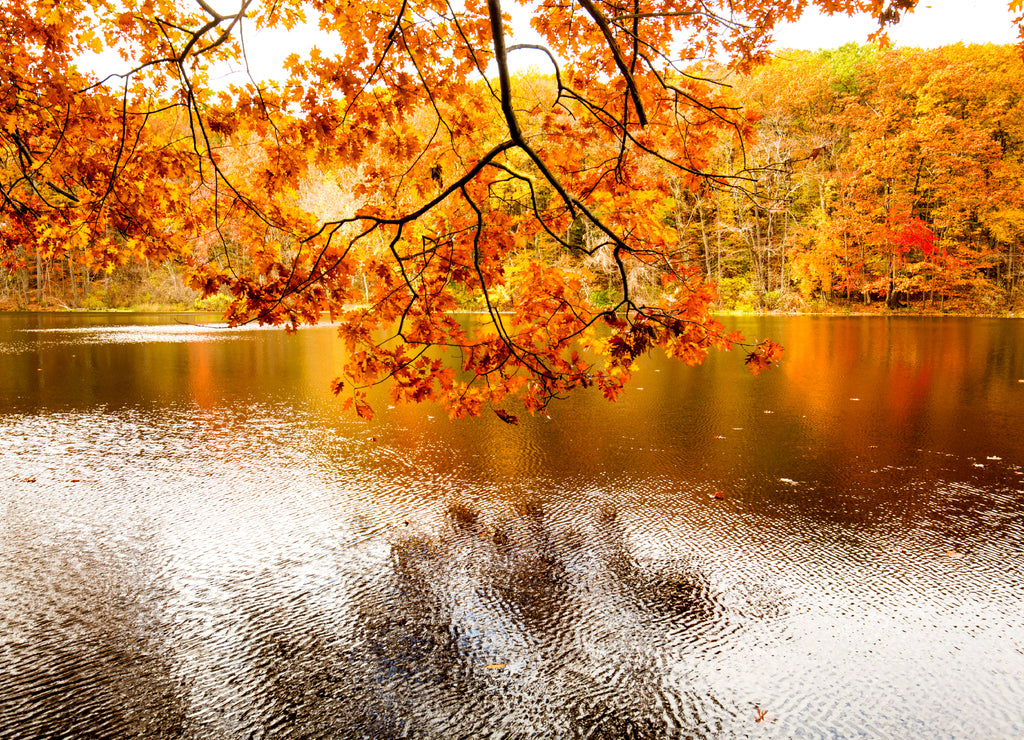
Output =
[
  {"x1": 79, "y1": 0, "x2": 1021, "y2": 85},
  {"x1": 769, "y1": 0, "x2": 1020, "y2": 50},
  {"x1": 242, "y1": 0, "x2": 1020, "y2": 81}
]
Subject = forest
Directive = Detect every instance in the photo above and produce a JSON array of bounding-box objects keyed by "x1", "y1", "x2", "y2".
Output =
[
  {"x1": 3, "y1": 0, "x2": 1021, "y2": 418},
  {"x1": 4, "y1": 43, "x2": 1021, "y2": 315}
]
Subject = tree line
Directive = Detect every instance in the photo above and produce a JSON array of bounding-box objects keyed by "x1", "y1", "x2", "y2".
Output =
[
  {"x1": 6, "y1": 43, "x2": 1020, "y2": 316},
  {"x1": 709, "y1": 42, "x2": 1024, "y2": 313}
]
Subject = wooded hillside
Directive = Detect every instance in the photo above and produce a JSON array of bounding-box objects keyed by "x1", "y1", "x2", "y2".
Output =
[
  {"x1": 5, "y1": 43, "x2": 1020, "y2": 315},
  {"x1": 716, "y1": 43, "x2": 1024, "y2": 313}
]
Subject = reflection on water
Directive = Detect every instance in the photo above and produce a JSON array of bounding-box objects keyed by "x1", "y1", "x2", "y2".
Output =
[{"x1": 1, "y1": 314, "x2": 1023, "y2": 738}]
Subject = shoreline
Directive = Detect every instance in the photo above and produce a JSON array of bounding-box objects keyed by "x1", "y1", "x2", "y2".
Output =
[{"x1": 2, "y1": 305, "x2": 1021, "y2": 319}]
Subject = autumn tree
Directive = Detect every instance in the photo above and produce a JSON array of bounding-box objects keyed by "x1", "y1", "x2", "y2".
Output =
[
  {"x1": 802, "y1": 44, "x2": 1024, "y2": 310},
  {"x1": 4, "y1": 0, "x2": 941, "y2": 416},
  {"x1": 1, "y1": 3, "x2": 201, "y2": 306},
  {"x1": 699, "y1": 42, "x2": 1024, "y2": 313}
]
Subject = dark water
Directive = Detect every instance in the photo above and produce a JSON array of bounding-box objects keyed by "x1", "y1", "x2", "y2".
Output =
[{"x1": 1, "y1": 312, "x2": 1022, "y2": 739}]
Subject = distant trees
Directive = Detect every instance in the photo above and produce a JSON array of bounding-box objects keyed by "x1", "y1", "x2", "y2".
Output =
[
  {"x1": 679, "y1": 43, "x2": 1024, "y2": 312},
  {"x1": 6, "y1": 29, "x2": 1021, "y2": 319}
]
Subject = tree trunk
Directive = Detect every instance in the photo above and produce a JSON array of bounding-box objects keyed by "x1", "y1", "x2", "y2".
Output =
[
  {"x1": 67, "y1": 255, "x2": 79, "y2": 307},
  {"x1": 698, "y1": 202, "x2": 711, "y2": 279},
  {"x1": 885, "y1": 247, "x2": 900, "y2": 310},
  {"x1": 35, "y1": 252, "x2": 43, "y2": 304}
]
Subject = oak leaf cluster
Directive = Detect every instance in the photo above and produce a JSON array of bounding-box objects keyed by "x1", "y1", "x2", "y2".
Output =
[{"x1": 2, "y1": 0, "x2": 944, "y2": 417}]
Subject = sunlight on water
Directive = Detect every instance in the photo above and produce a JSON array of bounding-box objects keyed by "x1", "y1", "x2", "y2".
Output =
[
  {"x1": 1, "y1": 314, "x2": 1023, "y2": 738},
  {"x1": 20, "y1": 322, "x2": 282, "y2": 345}
]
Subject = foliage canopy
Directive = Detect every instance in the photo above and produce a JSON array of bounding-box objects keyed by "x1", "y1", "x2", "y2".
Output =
[{"x1": 1, "y1": 0, "x2": 956, "y2": 418}]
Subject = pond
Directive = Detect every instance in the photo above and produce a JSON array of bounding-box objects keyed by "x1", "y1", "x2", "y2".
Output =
[{"x1": 1, "y1": 312, "x2": 1022, "y2": 739}]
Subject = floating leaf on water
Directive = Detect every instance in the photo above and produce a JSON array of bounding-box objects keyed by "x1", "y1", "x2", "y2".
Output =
[
  {"x1": 945, "y1": 550, "x2": 964, "y2": 559},
  {"x1": 484, "y1": 663, "x2": 507, "y2": 670},
  {"x1": 494, "y1": 409, "x2": 520, "y2": 425},
  {"x1": 711, "y1": 491, "x2": 725, "y2": 499}
]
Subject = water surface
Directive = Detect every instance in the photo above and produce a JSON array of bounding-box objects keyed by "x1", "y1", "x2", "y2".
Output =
[{"x1": 1, "y1": 313, "x2": 1022, "y2": 738}]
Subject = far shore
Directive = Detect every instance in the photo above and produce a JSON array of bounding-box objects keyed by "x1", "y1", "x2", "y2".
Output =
[{"x1": 2, "y1": 303, "x2": 1021, "y2": 320}]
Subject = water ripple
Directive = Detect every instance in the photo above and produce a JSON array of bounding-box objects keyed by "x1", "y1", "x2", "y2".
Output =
[{"x1": 3, "y1": 316, "x2": 1024, "y2": 738}]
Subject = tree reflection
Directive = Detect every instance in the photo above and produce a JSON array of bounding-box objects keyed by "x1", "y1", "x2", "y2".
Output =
[
  {"x1": 180, "y1": 496, "x2": 782, "y2": 738},
  {"x1": 322, "y1": 499, "x2": 749, "y2": 738}
]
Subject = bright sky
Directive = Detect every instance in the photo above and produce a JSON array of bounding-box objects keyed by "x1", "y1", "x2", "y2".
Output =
[
  {"x1": 770, "y1": 0, "x2": 1019, "y2": 50},
  {"x1": 80, "y1": 0, "x2": 1020, "y2": 85}
]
